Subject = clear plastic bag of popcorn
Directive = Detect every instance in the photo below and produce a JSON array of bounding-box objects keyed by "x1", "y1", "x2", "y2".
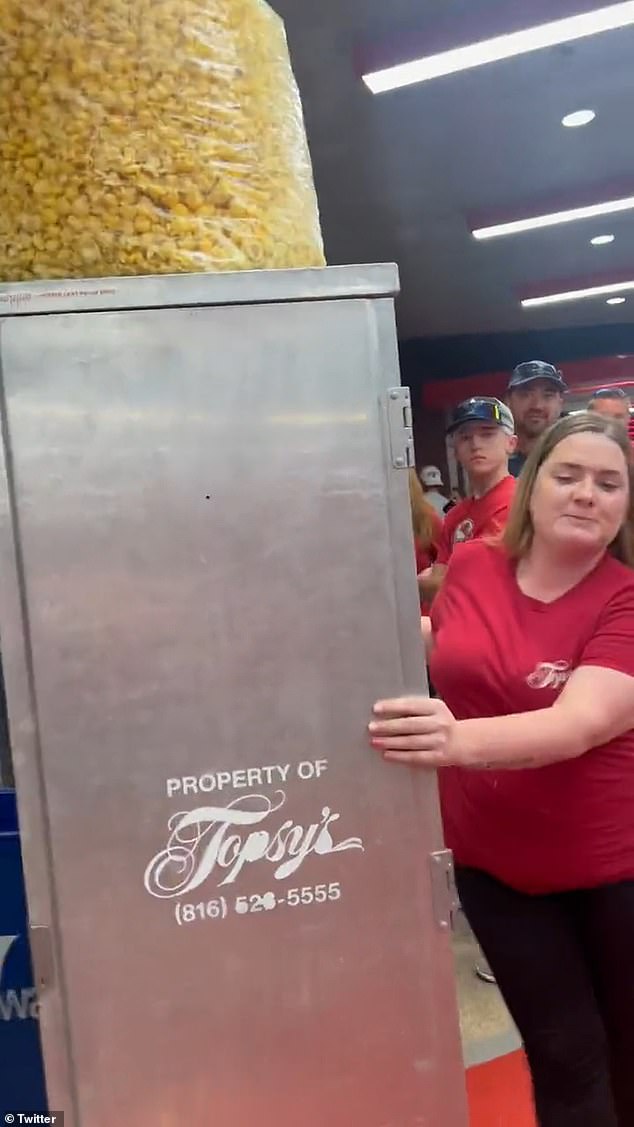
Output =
[{"x1": 0, "y1": 0, "x2": 325, "y2": 281}]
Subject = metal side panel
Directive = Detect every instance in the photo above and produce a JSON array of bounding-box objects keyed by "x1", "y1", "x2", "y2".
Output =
[
  {"x1": 0, "y1": 346, "x2": 76, "y2": 1115},
  {"x1": 0, "y1": 294, "x2": 467, "y2": 1127}
]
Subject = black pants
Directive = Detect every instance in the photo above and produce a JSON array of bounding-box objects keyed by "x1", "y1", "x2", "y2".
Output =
[{"x1": 456, "y1": 866, "x2": 634, "y2": 1127}]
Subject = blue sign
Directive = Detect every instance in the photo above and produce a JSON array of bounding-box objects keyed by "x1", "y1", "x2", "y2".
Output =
[{"x1": 0, "y1": 789, "x2": 48, "y2": 1113}]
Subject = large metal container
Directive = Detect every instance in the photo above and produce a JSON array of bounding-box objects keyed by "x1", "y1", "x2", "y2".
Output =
[{"x1": 0, "y1": 266, "x2": 467, "y2": 1126}]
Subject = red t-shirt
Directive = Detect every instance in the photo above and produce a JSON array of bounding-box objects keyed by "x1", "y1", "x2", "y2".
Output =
[
  {"x1": 436, "y1": 476, "x2": 515, "y2": 566},
  {"x1": 414, "y1": 509, "x2": 443, "y2": 574},
  {"x1": 430, "y1": 540, "x2": 634, "y2": 894}
]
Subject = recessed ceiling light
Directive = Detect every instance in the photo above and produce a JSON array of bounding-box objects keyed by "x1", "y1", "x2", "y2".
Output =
[
  {"x1": 522, "y1": 280, "x2": 634, "y2": 309},
  {"x1": 362, "y1": 3, "x2": 634, "y2": 93},
  {"x1": 562, "y1": 109, "x2": 596, "y2": 128},
  {"x1": 607, "y1": 296, "x2": 627, "y2": 305},
  {"x1": 473, "y1": 195, "x2": 634, "y2": 240},
  {"x1": 591, "y1": 234, "x2": 616, "y2": 245}
]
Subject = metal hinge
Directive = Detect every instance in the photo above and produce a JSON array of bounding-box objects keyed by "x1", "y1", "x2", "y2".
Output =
[
  {"x1": 386, "y1": 387, "x2": 414, "y2": 469},
  {"x1": 29, "y1": 925, "x2": 55, "y2": 995},
  {"x1": 429, "y1": 849, "x2": 459, "y2": 931}
]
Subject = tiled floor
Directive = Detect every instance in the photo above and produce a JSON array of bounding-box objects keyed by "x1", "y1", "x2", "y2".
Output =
[{"x1": 453, "y1": 914, "x2": 521, "y2": 1067}]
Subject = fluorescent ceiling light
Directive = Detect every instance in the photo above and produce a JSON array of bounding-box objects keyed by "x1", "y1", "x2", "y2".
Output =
[
  {"x1": 607, "y1": 296, "x2": 627, "y2": 305},
  {"x1": 522, "y1": 280, "x2": 634, "y2": 308},
  {"x1": 561, "y1": 109, "x2": 596, "y2": 127},
  {"x1": 363, "y1": 2, "x2": 634, "y2": 93},
  {"x1": 591, "y1": 234, "x2": 616, "y2": 245},
  {"x1": 473, "y1": 195, "x2": 634, "y2": 240}
]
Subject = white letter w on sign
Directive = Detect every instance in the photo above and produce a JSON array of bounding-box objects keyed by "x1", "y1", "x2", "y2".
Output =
[{"x1": 0, "y1": 935, "x2": 18, "y2": 985}]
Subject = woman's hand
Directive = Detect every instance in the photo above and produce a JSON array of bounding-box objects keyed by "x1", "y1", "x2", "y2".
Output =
[
  {"x1": 369, "y1": 696, "x2": 462, "y2": 767},
  {"x1": 417, "y1": 563, "x2": 446, "y2": 603}
]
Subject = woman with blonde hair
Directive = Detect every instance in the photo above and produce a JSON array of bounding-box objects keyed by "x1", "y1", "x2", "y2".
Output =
[
  {"x1": 372, "y1": 414, "x2": 634, "y2": 1127},
  {"x1": 408, "y1": 468, "x2": 442, "y2": 596}
]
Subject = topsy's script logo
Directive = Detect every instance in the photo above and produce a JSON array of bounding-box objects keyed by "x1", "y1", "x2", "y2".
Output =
[
  {"x1": 526, "y1": 661, "x2": 572, "y2": 691},
  {"x1": 0, "y1": 934, "x2": 39, "y2": 1021},
  {"x1": 143, "y1": 759, "x2": 365, "y2": 921}
]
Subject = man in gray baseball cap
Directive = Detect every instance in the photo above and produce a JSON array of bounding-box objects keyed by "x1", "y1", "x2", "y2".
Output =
[
  {"x1": 506, "y1": 361, "x2": 567, "y2": 477},
  {"x1": 587, "y1": 386, "x2": 631, "y2": 427}
]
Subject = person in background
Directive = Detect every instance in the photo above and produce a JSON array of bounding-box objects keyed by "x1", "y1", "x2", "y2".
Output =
[
  {"x1": 371, "y1": 413, "x2": 634, "y2": 1127},
  {"x1": 418, "y1": 465, "x2": 448, "y2": 516},
  {"x1": 588, "y1": 387, "x2": 631, "y2": 427},
  {"x1": 507, "y1": 361, "x2": 567, "y2": 477},
  {"x1": 409, "y1": 469, "x2": 442, "y2": 617},
  {"x1": 420, "y1": 397, "x2": 516, "y2": 983},
  {"x1": 418, "y1": 397, "x2": 516, "y2": 604},
  {"x1": 409, "y1": 469, "x2": 442, "y2": 577}
]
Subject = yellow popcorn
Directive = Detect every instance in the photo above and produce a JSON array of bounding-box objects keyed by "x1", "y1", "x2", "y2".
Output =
[{"x1": 0, "y1": 0, "x2": 325, "y2": 281}]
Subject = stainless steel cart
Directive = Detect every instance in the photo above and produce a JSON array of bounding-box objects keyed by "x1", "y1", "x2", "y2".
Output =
[{"x1": 0, "y1": 265, "x2": 467, "y2": 1126}]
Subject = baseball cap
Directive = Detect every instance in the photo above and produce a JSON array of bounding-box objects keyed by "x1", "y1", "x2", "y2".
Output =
[
  {"x1": 446, "y1": 397, "x2": 515, "y2": 437},
  {"x1": 420, "y1": 465, "x2": 443, "y2": 487},
  {"x1": 508, "y1": 360, "x2": 568, "y2": 392},
  {"x1": 590, "y1": 386, "x2": 629, "y2": 400}
]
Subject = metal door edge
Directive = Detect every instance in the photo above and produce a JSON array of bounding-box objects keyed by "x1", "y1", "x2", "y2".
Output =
[{"x1": 0, "y1": 344, "x2": 77, "y2": 1122}]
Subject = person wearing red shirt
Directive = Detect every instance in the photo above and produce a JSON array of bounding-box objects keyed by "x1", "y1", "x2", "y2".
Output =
[
  {"x1": 409, "y1": 468, "x2": 442, "y2": 575},
  {"x1": 408, "y1": 469, "x2": 442, "y2": 617},
  {"x1": 370, "y1": 413, "x2": 634, "y2": 1127},
  {"x1": 419, "y1": 396, "x2": 516, "y2": 604}
]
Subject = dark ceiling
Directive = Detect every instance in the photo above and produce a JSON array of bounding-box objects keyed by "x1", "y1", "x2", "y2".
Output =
[{"x1": 271, "y1": 0, "x2": 634, "y2": 340}]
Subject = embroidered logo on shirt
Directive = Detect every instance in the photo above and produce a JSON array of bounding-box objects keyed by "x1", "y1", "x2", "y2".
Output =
[
  {"x1": 453, "y1": 518, "x2": 475, "y2": 544},
  {"x1": 526, "y1": 661, "x2": 572, "y2": 690}
]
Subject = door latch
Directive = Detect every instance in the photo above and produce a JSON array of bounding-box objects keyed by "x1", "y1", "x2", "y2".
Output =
[
  {"x1": 429, "y1": 849, "x2": 459, "y2": 931},
  {"x1": 386, "y1": 386, "x2": 414, "y2": 469}
]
